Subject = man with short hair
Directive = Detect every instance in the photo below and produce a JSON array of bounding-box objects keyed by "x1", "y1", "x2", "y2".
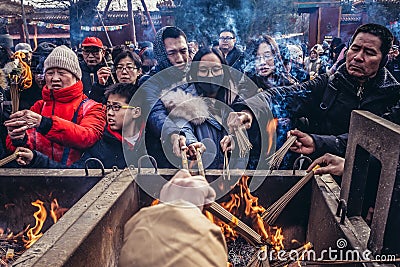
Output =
[
  {"x1": 286, "y1": 24, "x2": 400, "y2": 158},
  {"x1": 218, "y1": 29, "x2": 244, "y2": 72},
  {"x1": 139, "y1": 26, "x2": 191, "y2": 167},
  {"x1": 79, "y1": 36, "x2": 111, "y2": 96}
]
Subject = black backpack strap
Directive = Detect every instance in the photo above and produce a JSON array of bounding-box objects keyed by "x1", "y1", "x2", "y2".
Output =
[{"x1": 61, "y1": 98, "x2": 89, "y2": 165}]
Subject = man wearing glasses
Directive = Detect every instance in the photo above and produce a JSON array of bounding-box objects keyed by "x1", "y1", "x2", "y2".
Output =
[
  {"x1": 218, "y1": 29, "x2": 244, "y2": 86},
  {"x1": 218, "y1": 29, "x2": 244, "y2": 73},
  {"x1": 79, "y1": 36, "x2": 110, "y2": 96}
]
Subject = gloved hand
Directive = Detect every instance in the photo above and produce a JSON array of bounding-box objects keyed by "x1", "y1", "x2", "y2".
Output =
[{"x1": 160, "y1": 169, "x2": 216, "y2": 211}]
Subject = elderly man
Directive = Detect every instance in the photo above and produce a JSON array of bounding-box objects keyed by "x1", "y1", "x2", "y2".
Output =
[
  {"x1": 5, "y1": 45, "x2": 106, "y2": 166},
  {"x1": 231, "y1": 24, "x2": 400, "y2": 165},
  {"x1": 79, "y1": 36, "x2": 112, "y2": 96},
  {"x1": 286, "y1": 23, "x2": 400, "y2": 158}
]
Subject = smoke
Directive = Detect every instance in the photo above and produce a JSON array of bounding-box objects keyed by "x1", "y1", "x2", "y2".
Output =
[{"x1": 173, "y1": 0, "x2": 300, "y2": 47}]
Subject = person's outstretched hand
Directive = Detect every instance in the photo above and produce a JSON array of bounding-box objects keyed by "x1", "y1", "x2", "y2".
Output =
[
  {"x1": 288, "y1": 129, "x2": 315, "y2": 155},
  {"x1": 160, "y1": 169, "x2": 216, "y2": 211},
  {"x1": 307, "y1": 153, "x2": 345, "y2": 176}
]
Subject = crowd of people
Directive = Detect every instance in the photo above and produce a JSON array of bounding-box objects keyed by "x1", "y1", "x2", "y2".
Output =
[
  {"x1": 0, "y1": 22, "x2": 400, "y2": 264},
  {"x1": 0, "y1": 24, "x2": 399, "y2": 174}
]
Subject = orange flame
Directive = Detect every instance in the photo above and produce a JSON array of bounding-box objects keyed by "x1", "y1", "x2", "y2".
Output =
[
  {"x1": 50, "y1": 198, "x2": 68, "y2": 224},
  {"x1": 23, "y1": 200, "x2": 47, "y2": 249},
  {"x1": 271, "y1": 227, "x2": 284, "y2": 251},
  {"x1": 151, "y1": 199, "x2": 160, "y2": 206},
  {"x1": 209, "y1": 176, "x2": 288, "y2": 250},
  {"x1": 266, "y1": 118, "x2": 277, "y2": 155}
]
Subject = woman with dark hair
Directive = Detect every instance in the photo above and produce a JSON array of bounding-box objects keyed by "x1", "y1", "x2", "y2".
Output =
[
  {"x1": 160, "y1": 47, "x2": 240, "y2": 169},
  {"x1": 240, "y1": 35, "x2": 296, "y2": 169},
  {"x1": 90, "y1": 50, "x2": 142, "y2": 103},
  {"x1": 240, "y1": 35, "x2": 294, "y2": 99}
]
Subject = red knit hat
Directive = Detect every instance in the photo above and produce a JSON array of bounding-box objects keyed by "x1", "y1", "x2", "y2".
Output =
[{"x1": 82, "y1": 37, "x2": 103, "y2": 48}]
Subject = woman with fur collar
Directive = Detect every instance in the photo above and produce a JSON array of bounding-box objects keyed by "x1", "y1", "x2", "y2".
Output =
[{"x1": 161, "y1": 47, "x2": 241, "y2": 169}]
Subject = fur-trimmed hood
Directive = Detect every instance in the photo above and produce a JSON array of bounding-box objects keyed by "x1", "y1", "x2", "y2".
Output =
[{"x1": 160, "y1": 88, "x2": 209, "y2": 125}]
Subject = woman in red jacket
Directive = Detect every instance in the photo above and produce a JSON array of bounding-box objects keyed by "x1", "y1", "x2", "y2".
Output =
[{"x1": 5, "y1": 45, "x2": 106, "y2": 166}]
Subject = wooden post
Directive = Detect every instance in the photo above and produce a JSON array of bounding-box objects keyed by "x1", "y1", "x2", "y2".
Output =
[
  {"x1": 127, "y1": 0, "x2": 137, "y2": 46},
  {"x1": 140, "y1": 0, "x2": 156, "y2": 36},
  {"x1": 20, "y1": 0, "x2": 30, "y2": 43}
]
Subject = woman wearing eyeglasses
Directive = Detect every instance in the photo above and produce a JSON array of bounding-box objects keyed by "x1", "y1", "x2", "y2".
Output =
[
  {"x1": 160, "y1": 47, "x2": 241, "y2": 170},
  {"x1": 238, "y1": 35, "x2": 296, "y2": 169},
  {"x1": 90, "y1": 50, "x2": 142, "y2": 104},
  {"x1": 240, "y1": 35, "x2": 294, "y2": 99}
]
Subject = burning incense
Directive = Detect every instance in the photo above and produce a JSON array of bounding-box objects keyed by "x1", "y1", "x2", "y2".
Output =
[
  {"x1": 10, "y1": 75, "x2": 20, "y2": 114},
  {"x1": 0, "y1": 149, "x2": 20, "y2": 167},
  {"x1": 234, "y1": 127, "x2": 253, "y2": 157},
  {"x1": 261, "y1": 166, "x2": 320, "y2": 225},
  {"x1": 206, "y1": 202, "x2": 267, "y2": 247},
  {"x1": 267, "y1": 134, "x2": 297, "y2": 171}
]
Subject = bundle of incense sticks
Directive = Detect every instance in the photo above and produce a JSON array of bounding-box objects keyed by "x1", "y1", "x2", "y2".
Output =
[
  {"x1": 10, "y1": 75, "x2": 20, "y2": 114},
  {"x1": 261, "y1": 166, "x2": 319, "y2": 225},
  {"x1": 181, "y1": 149, "x2": 189, "y2": 170},
  {"x1": 223, "y1": 150, "x2": 230, "y2": 180},
  {"x1": 103, "y1": 57, "x2": 116, "y2": 84},
  {"x1": 234, "y1": 127, "x2": 253, "y2": 158},
  {"x1": 0, "y1": 149, "x2": 20, "y2": 167},
  {"x1": 195, "y1": 148, "x2": 205, "y2": 177},
  {"x1": 206, "y1": 202, "x2": 267, "y2": 247},
  {"x1": 267, "y1": 134, "x2": 297, "y2": 171}
]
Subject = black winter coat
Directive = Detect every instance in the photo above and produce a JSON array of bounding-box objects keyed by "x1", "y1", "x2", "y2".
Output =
[
  {"x1": 235, "y1": 64, "x2": 400, "y2": 159},
  {"x1": 79, "y1": 61, "x2": 111, "y2": 96}
]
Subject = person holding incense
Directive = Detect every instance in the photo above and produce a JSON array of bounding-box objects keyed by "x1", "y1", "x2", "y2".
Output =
[
  {"x1": 230, "y1": 24, "x2": 400, "y2": 164},
  {"x1": 118, "y1": 169, "x2": 227, "y2": 267},
  {"x1": 79, "y1": 36, "x2": 113, "y2": 96},
  {"x1": 90, "y1": 50, "x2": 142, "y2": 104},
  {"x1": 4, "y1": 45, "x2": 106, "y2": 166}
]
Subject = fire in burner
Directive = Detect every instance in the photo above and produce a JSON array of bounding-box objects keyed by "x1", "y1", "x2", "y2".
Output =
[{"x1": 0, "y1": 198, "x2": 67, "y2": 266}]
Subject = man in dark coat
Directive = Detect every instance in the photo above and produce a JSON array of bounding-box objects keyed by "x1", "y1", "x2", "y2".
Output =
[
  {"x1": 79, "y1": 37, "x2": 112, "y2": 96},
  {"x1": 231, "y1": 24, "x2": 400, "y2": 163},
  {"x1": 287, "y1": 24, "x2": 399, "y2": 158},
  {"x1": 219, "y1": 29, "x2": 244, "y2": 85},
  {"x1": 138, "y1": 26, "x2": 191, "y2": 167}
]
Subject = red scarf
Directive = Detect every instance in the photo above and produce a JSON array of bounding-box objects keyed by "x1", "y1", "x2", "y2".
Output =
[{"x1": 106, "y1": 122, "x2": 145, "y2": 150}]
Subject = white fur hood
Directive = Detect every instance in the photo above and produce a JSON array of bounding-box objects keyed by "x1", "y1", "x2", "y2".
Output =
[{"x1": 160, "y1": 88, "x2": 209, "y2": 125}]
